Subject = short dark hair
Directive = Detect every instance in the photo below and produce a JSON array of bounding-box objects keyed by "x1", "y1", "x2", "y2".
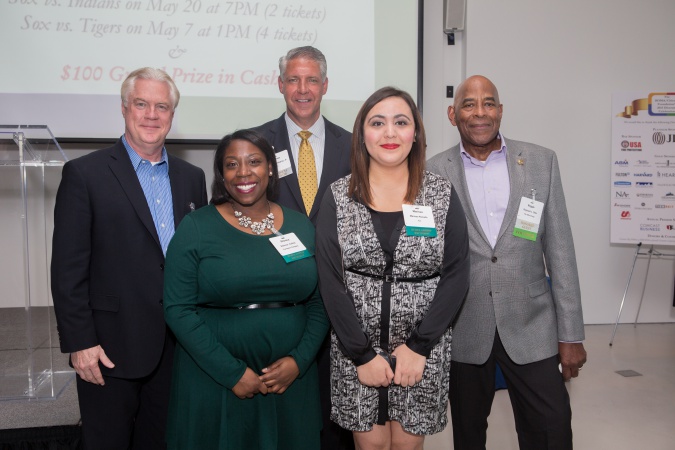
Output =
[
  {"x1": 210, "y1": 129, "x2": 279, "y2": 205},
  {"x1": 349, "y1": 87, "x2": 426, "y2": 206}
]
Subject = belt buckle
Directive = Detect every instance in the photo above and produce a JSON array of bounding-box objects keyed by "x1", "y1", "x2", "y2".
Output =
[{"x1": 384, "y1": 274, "x2": 397, "y2": 283}]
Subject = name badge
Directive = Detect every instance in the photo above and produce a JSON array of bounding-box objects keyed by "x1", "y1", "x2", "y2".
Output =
[
  {"x1": 276, "y1": 150, "x2": 293, "y2": 178},
  {"x1": 402, "y1": 204, "x2": 437, "y2": 237},
  {"x1": 269, "y1": 233, "x2": 312, "y2": 263},
  {"x1": 513, "y1": 197, "x2": 544, "y2": 241}
]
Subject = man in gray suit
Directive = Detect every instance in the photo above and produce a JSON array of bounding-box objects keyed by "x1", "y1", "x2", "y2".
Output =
[
  {"x1": 253, "y1": 46, "x2": 353, "y2": 450},
  {"x1": 427, "y1": 75, "x2": 587, "y2": 450}
]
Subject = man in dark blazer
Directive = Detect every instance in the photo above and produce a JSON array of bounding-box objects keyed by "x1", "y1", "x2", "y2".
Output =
[
  {"x1": 253, "y1": 46, "x2": 351, "y2": 224},
  {"x1": 253, "y1": 46, "x2": 352, "y2": 449},
  {"x1": 51, "y1": 68, "x2": 207, "y2": 450},
  {"x1": 427, "y1": 75, "x2": 587, "y2": 450}
]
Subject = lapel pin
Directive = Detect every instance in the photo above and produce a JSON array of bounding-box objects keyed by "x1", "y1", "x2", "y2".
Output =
[
  {"x1": 189, "y1": 202, "x2": 195, "y2": 211},
  {"x1": 517, "y1": 158, "x2": 525, "y2": 165}
]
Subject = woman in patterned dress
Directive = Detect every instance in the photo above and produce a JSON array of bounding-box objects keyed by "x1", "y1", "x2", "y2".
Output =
[{"x1": 316, "y1": 87, "x2": 470, "y2": 450}]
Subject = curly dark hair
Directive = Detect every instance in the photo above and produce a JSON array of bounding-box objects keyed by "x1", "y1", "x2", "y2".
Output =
[{"x1": 210, "y1": 129, "x2": 279, "y2": 205}]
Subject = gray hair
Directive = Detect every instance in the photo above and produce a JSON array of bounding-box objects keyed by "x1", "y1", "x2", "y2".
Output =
[
  {"x1": 278, "y1": 46, "x2": 327, "y2": 82},
  {"x1": 121, "y1": 67, "x2": 180, "y2": 109}
]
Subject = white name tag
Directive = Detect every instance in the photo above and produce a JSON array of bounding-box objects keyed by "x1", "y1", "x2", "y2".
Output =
[
  {"x1": 402, "y1": 204, "x2": 437, "y2": 237},
  {"x1": 275, "y1": 150, "x2": 293, "y2": 178},
  {"x1": 513, "y1": 197, "x2": 544, "y2": 241},
  {"x1": 269, "y1": 233, "x2": 312, "y2": 263}
]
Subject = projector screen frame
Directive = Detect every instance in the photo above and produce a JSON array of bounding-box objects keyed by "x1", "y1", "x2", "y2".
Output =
[{"x1": 1, "y1": 0, "x2": 424, "y2": 146}]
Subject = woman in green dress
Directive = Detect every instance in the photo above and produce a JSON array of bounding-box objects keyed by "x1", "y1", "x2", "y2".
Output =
[{"x1": 163, "y1": 129, "x2": 329, "y2": 449}]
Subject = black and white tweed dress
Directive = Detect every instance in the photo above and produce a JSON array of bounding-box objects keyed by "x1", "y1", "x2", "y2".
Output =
[{"x1": 328, "y1": 172, "x2": 454, "y2": 435}]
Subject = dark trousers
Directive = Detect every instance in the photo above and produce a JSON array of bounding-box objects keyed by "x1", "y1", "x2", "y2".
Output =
[
  {"x1": 318, "y1": 338, "x2": 355, "y2": 450},
  {"x1": 76, "y1": 336, "x2": 174, "y2": 450},
  {"x1": 450, "y1": 331, "x2": 572, "y2": 450}
]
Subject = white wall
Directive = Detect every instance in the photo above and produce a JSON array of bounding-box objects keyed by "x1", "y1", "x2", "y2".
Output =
[
  {"x1": 3, "y1": 0, "x2": 674, "y2": 325},
  {"x1": 423, "y1": 0, "x2": 675, "y2": 324}
]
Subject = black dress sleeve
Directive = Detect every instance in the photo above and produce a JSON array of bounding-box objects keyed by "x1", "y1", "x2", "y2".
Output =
[
  {"x1": 405, "y1": 186, "x2": 470, "y2": 356},
  {"x1": 315, "y1": 190, "x2": 378, "y2": 366}
]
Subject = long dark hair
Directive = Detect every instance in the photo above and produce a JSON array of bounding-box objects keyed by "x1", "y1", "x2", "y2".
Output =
[
  {"x1": 348, "y1": 86, "x2": 426, "y2": 206},
  {"x1": 210, "y1": 129, "x2": 279, "y2": 205}
]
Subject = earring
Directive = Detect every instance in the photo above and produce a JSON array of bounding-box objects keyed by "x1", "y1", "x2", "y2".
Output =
[{"x1": 269, "y1": 171, "x2": 273, "y2": 176}]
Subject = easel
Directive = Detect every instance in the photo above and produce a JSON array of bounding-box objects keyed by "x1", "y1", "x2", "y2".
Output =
[{"x1": 609, "y1": 242, "x2": 675, "y2": 346}]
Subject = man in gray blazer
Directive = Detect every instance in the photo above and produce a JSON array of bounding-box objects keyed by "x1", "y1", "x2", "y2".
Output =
[
  {"x1": 427, "y1": 75, "x2": 587, "y2": 450},
  {"x1": 253, "y1": 46, "x2": 353, "y2": 450}
]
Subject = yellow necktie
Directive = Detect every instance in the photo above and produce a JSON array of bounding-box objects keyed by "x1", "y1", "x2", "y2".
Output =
[{"x1": 297, "y1": 131, "x2": 318, "y2": 215}]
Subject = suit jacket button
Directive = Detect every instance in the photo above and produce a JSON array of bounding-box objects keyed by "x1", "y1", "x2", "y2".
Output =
[
  {"x1": 489, "y1": 291, "x2": 492, "y2": 297},
  {"x1": 491, "y1": 256, "x2": 497, "y2": 263},
  {"x1": 160, "y1": 264, "x2": 165, "y2": 271},
  {"x1": 159, "y1": 299, "x2": 163, "y2": 305}
]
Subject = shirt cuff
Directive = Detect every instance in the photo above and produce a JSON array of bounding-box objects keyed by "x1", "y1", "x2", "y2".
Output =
[{"x1": 353, "y1": 348, "x2": 378, "y2": 367}]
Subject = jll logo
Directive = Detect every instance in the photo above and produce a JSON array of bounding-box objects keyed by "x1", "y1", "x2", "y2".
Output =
[{"x1": 653, "y1": 132, "x2": 675, "y2": 145}]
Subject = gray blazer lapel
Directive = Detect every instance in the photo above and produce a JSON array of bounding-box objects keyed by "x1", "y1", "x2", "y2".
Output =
[
  {"x1": 496, "y1": 139, "x2": 526, "y2": 243},
  {"x1": 447, "y1": 146, "x2": 491, "y2": 247}
]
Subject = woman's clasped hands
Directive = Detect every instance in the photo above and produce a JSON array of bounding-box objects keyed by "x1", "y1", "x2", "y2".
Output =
[
  {"x1": 232, "y1": 356, "x2": 301, "y2": 399},
  {"x1": 356, "y1": 344, "x2": 426, "y2": 388}
]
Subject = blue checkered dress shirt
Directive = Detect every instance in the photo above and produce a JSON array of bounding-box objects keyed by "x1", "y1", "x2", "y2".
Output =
[{"x1": 122, "y1": 135, "x2": 175, "y2": 255}]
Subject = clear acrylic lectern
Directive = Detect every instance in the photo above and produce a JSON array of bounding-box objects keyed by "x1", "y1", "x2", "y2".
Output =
[{"x1": 0, "y1": 125, "x2": 73, "y2": 400}]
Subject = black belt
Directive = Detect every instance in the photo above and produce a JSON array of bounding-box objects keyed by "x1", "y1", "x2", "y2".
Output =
[
  {"x1": 201, "y1": 299, "x2": 308, "y2": 310},
  {"x1": 345, "y1": 268, "x2": 439, "y2": 283}
]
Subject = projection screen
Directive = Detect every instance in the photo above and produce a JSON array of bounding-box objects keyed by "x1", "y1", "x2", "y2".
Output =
[{"x1": 0, "y1": 0, "x2": 419, "y2": 141}]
